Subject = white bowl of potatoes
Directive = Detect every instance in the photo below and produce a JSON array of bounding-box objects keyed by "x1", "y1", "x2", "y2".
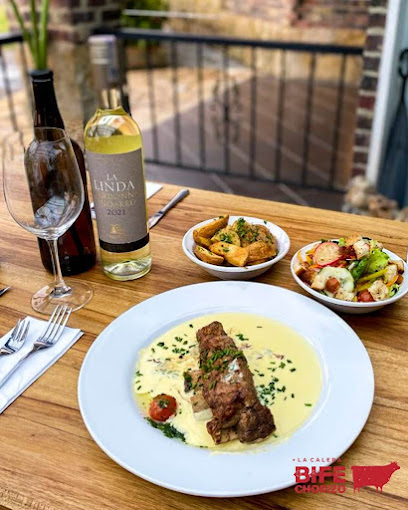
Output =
[{"x1": 182, "y1": 214, "x2": 290, "y2": 280}]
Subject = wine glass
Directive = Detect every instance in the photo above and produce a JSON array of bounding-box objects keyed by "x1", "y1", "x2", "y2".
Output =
[{"x1": 2, "y1": 128, "x2": 93, "y2": 314}]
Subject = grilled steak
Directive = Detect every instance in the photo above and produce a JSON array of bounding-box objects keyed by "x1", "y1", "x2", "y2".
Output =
[{"x1": 196, "y1": 321, "x2": 276, "y2": 444}]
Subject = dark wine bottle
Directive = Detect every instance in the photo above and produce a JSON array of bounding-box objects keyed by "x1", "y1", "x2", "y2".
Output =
[{"x1": 30, "y1": 70, "x2": 96, "y2": 275}]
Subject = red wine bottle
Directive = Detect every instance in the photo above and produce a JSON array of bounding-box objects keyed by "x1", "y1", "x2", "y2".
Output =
[{"x1": 30, "y1": 70, "x2": 96, "y2": 275}]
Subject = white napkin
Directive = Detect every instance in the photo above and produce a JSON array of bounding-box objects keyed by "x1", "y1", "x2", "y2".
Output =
[
  {"x1": 146, "y1": 181, "x2": 162, "y2": 199},
  {"x1": 0, "y1": 317, "x2": 83, "y2": 414}
]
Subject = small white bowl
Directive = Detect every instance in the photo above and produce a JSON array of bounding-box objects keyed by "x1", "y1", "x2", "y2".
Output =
[
  {"x1": 291, "y1": 241, "x2": 408, "y2": 314},
  {"x1": 182, "y1": 215, "x2": 290, "y2": 280}
]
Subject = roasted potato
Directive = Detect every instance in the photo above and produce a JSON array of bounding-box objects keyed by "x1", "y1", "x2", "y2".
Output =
[
  {"x1": 211, "y1": 226, "x2": 241, "y2": 246},
  {"x1": 192, "y1": 214, "x2": 278, "y2": 267},
  {"x1": 194, "y1": 245, "x2": 224, "y2": 266},
  {"x1": 210, "y1": 242, "x2": 249, "y2": 267},
  {"x1": 232, "y1": 218, "x2": 276, "y2": 247},
  {"x1": 193, "y1": 215, "x2": 229, "y2": 239},
  {"x1": 193, "y1": 233, "x2": 213, "y2": 249},
  {"x1": 246, "y1": 241, "x2": 277, "y2": 263}
]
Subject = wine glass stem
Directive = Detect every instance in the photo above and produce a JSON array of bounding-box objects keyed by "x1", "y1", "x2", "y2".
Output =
[{"x1": 46, "y1": 239, "x2": 71, "y2": 296}]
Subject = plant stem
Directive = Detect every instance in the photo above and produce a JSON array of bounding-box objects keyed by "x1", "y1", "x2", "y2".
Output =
[
  {"x1": 9, "y1": 0, "x2": 34, "y2": 55},
  {"x1": 29, "y1": 0, "x2": 40, "y2": 69},
  {"x1": 39, "y1": 0, "x2": 50, "y2": 69}
]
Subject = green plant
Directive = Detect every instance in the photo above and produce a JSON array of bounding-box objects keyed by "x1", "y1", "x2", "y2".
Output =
[
  {"x1": 122, "y1": 0, "x2": 169, "y2": 31},
  {"x1": 9, "y1": 0, "x2": 50, "y2": 70}
]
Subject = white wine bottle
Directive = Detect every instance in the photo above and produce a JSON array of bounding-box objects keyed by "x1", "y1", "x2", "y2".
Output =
[{"x1": 84, "y1": 35, "x2": 151, "y2": 281}]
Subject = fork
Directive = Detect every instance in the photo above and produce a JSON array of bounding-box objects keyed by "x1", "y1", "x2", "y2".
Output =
[
  {"x1": 0, "y1": 305, "x2": 72, "y2": 388},
  {"x1": 0, "y1": 319, "x2": 30, "y2": 356}
]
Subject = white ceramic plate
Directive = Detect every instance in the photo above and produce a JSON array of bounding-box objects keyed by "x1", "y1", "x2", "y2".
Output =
[
  {"x1": 291, "y1": 242, "x2": 408, "y2": 314},
  {"x1": 78, "y1": 282, "x2": 374, "y2": 497},
  {"x1": 182, "y1": 216, "x2": 290, "y2": 279}
]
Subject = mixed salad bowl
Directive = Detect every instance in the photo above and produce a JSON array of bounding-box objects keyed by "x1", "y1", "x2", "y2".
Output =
[{"x1": 291, "y1": 234, "x2": 408, "y2": 314}]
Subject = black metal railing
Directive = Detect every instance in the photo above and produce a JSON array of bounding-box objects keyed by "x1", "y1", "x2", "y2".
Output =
[
  {"x1": 105, "y1": 28, "x2": 363, "y2": 192},
  {"x1": 0, "y1": 32, "x2": 27, "y2": 132}
]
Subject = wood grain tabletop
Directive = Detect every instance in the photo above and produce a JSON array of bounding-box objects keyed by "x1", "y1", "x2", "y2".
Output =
[{"x1": 0, "y1": 184, "x2": 407, "y2": 510}]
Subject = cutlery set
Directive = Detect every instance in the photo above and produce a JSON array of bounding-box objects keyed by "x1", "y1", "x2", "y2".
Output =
[
  {"x1": 0, "y1": 188, "x2": 189, "y2": 392},
  {"x1": 0, "y1": 304, "x2": 72, "y2": 388}
]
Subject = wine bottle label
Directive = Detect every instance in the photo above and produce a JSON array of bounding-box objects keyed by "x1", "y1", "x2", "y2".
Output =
[{"x1": 86, "y1": 148, "x2": 149, "y2": 253}]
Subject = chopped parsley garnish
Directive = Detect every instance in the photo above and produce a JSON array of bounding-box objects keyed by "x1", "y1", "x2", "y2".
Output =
[
  {"x1": 235, "y1": 217, "x2": 247, "y2": 238},
  {"x1": 183, "y1": 371, "x2": 193, "y2": 391},
  {"x1": 146, "y1": 418, "x2": 185, "y2": 442},
  {"x1": 172, "y1": 346, "x2": 189, "y2": 355},
  {"x1": 209, "y1": 380, "x2": 217, "y2": 390},
  {"x1": 236, "y1": 333, "x2": 248, "y2": 341},
  {"x1": 219, "y1": 233, "x2": 232, "y2": 243},
  {"x1": 157, "y1": 342, "x2": 165, "y2": 347},
  {"x1": 279, "y1": 362, "x2": 285, "y2": 369},
  {"x1": 158, "y1": 398, "x2": 170, "y2": 409},
  {"x1": 201, "y1": 347, "x2": 244, "y2": 374},
  {"x1": 189, "y1": 324, "x2": 194, "y2": 328},
  {"x1": 305, "y1": 403, "x2": 312, "y2": 407},
  {"x1": 290, "y1": 368, "x2": 296, "y2": 372}
]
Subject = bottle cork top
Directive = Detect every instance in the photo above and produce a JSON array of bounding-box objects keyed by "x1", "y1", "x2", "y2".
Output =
[{"x1": 88, "y1": 35, "x2": 121, "y2": 89}]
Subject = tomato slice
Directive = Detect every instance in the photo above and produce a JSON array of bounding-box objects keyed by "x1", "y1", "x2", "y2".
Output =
[
  {"x1": 357, "y1": 290, "x2": 375, "y2": 303},
  {"x1": 149, "y1": 394, "x2": 177, "y2": 422}
]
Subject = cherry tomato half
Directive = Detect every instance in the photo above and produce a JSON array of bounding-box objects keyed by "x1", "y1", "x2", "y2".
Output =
[
  {"x1": 149, "y1": 394, "x2": 177, "y2": 422},
  {"x1": 357, "y1": 290, "x2": 374, "y2": 303}
]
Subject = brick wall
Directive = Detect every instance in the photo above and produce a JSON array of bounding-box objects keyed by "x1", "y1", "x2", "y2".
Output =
[
  {"x1": 223, "y1": 1, "x2": 297, "y2": 26},
  {"x1": 296, "y1": 0, "x2": 370, "y2": 29},
  {"x1": 221, "y1": 0, "x2": 370, "y2": 29},
  {"x1": 352, "y1": 0, "x2": 387, "y2": 177}
]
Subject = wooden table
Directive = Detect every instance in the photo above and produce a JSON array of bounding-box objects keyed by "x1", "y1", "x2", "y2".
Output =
[{"x1": 0, "y1": 184, "x2": 407, "y2": 510}]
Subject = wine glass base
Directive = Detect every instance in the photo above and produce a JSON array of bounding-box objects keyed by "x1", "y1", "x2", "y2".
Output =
[{"x1": 31, "y1": 280, "x2": 93, "y2": 315}]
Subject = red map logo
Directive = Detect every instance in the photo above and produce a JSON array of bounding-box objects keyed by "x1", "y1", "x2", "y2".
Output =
[{"x1": 351, "y1": 462, "x2": 400, "y2": 492}]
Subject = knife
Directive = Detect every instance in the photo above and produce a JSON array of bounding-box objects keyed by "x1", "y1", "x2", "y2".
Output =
[
  {"x1": 0, "y1": 287, "x2": 10, "y2": 298},
  {"x1": 148, "y1": 189, "x2": 190, "y2": 229}
]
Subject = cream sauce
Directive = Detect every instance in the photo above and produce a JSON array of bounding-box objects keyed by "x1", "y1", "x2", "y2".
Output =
[{"x1": 134, "y1": 313, "x2": 322, "y2": 452}]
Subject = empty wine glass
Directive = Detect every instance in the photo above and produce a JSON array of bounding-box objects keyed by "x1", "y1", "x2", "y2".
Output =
[{"x1": 2, "y1": 128, "x2": 93, "y2": 314}]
